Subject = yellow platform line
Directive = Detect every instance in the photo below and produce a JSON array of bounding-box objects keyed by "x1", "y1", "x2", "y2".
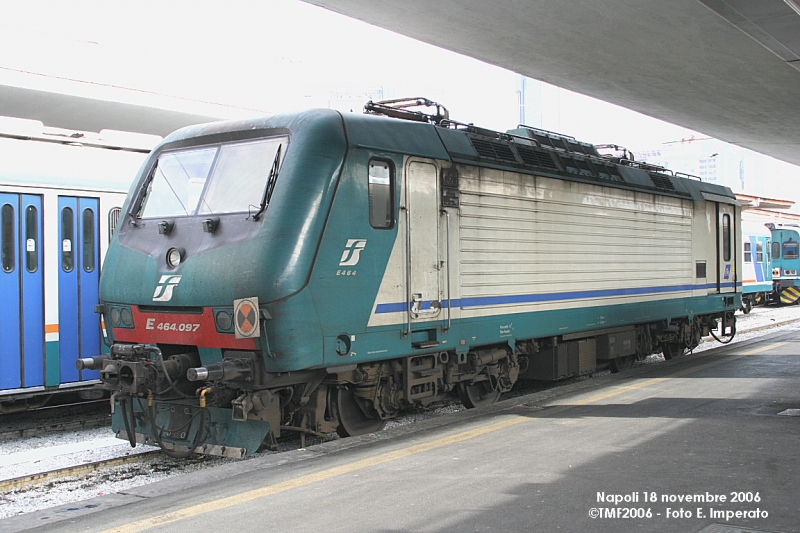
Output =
[{"x1": 99, "y1": 340, "x2": 787, "y2": 533}]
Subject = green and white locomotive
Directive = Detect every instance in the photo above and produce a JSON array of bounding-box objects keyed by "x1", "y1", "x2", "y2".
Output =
[{"x1": 84, "y1": 99, "x2": 740, "y2": 457}]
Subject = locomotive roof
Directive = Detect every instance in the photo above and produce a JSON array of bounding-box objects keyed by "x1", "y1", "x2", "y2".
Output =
[{"x1": 160, "y1": 108, "x2": 737, "y2": 205}]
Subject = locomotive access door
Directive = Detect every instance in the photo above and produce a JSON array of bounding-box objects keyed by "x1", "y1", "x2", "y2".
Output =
[
  {"x1": 716, "y1": 203, "x2": 736, "y2": 294},
  {"x1": 405, "y1": 160, "x2": 442, "y2": 323},
  {"x1": 58, "y1": 196, "x2": 101, "y2": 384},
  {"x1": 0, "y1": 193, "x2": 45, "y2": 391}
]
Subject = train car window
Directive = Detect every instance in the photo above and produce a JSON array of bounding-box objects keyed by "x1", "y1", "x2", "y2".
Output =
[
  {"x1": 772, "y1": 241, "x2": 781, "y2": 259},
  {"x1": 1, "y1": 204, "x2": 14, "y2": 273},
  {"x1": 198, "y1": 137, "x2": 287, "y2": 215},
  {"x1": 368, "y1": 159, "x2": 394, "y2": 229},
  {"x1": 743, "y1": 242, "x2": 752, "y2": 263},
  {"x1": 61, "y1": 207, "x2": 74, "y2": 272},
  {"x1": 785, "y1": 241, "x2": 799, "y2": 259},
  {"x1": 756, "y1": 242, "x2": 764, "y2": 263},
  {"x1": 722, "y1": 214, "x2": 731, "y2": 262},
  {"x1": 25, "y1": 205, "x2": 38, "y2": 273},
  {"x1": 83, "y1": 208, "x2": 95, "y2": 272}
]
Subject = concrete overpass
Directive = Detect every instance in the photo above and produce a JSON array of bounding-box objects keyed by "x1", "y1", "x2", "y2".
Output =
[
  {"x1": 0, "y1": 83, "x2": 222, "y2": 138},
  {"x1": 1, "y1": 1, "x2": 798, "y2": 168},
  {"x1": 302, "y1": 0, "x2": 800, "y2": 167}
]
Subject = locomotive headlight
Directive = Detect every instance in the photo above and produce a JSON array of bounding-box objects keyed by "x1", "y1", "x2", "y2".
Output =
[
  {"x1": 109, "y1": 307, "x2": 121, "y2": 327},
  {"x1": 166, "y1": 247, "x2": 184, "y2": 269},
  {"x1": 120, "y1": 307, "x2": 133, "y2": 327},
  {"x1": 215, "y1": 310, "x2": 233, "y2": 332}
]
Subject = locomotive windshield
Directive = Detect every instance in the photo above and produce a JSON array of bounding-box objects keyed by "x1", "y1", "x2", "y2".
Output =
[{"x1": 137, "y1": 136, "x2": 287, "y2": 218}]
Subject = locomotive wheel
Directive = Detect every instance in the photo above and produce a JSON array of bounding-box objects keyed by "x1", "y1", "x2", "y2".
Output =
[
  {"x1": 457, "y1": 380, "x2": 501, "y2": 408},
  {"x1": 742, "y1": 299, "x2": 752, "y2": 314},
  {"x1": 662, "y1": 343, "x2": 685, "y2": 360},
  {"x1": 608, "y1": 355, "x2": 634, "y2": 373},
  {"x1": 333, "y1": 387, "x2": 386, "y2": 438}
]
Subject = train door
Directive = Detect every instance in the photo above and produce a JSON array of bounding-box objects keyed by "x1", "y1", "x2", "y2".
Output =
[
  {"x1": 717, "y1": 203, "x2": 736, "y2": 294},
  {"x1": 405, "y1": 160, "x2": 442, "y2": 324},
  {"x1": 58, "y1": 196, "x2": 101, "y2": 383},
  {"x1": 756, "y1": 235, "x2": 769, "y2": 286},
  {"x1": 0, "y1": 193, "x2": 45, "y2": 390}
]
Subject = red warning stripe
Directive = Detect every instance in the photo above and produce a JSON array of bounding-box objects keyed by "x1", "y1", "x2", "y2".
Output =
[{"x1": 113, "y1": 307, "x2": 257, "y2": 349}]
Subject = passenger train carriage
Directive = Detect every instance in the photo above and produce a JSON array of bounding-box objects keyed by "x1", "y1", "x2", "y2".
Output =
[
  {"x1": 767, "y1": 223, "x2": 800, "y2": 305},
  {"x1": 740, "y1": 221, "x2": 773, "y2": 313},
  {"x1": 87, "y1": 100, "x2": 740, "y2": 458},
  {"x1": 0, "y1": 123, "x2": 151, "y2": 412}
]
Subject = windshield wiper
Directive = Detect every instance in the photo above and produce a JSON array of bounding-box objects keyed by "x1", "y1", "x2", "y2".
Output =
[{"x1": 253, "y1": 145, "x2": 282, "y2": 221}]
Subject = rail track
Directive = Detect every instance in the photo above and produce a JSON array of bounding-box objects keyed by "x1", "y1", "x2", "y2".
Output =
[
  {"x1": 0, "y1": 450, "x2": 161, "y2": 492},
  {"x1": 0, "y1": 400, "x2": 109, "y2": 442}
]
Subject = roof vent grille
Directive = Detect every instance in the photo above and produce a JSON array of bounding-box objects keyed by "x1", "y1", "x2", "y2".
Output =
[
  {"x1": 470, "y1": 137, "x2": 518, "y2": 164},
  {"x1": 515, "y1": 145, "x2": 557, "y2": 170},
  {"x1": 649, "y1": 173, "x2": 676, "y2": 191}
]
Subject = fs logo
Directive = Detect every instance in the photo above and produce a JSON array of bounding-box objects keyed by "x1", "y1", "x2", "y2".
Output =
[
  {"x1": 152, "y1": 275, "x2": 182, "y2": 302},
  {"x1": 339, "y1": 239, "x2": 367, "y2": 266}
]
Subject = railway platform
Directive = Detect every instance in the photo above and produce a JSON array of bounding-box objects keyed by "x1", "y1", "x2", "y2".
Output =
[{"x1": 2, "y1": 325, "x2": 799, "y2": 533}]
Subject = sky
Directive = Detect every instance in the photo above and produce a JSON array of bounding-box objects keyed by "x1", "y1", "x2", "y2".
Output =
[{"x1": 1, "y1": 0, "x2": 798, "y2": 210}]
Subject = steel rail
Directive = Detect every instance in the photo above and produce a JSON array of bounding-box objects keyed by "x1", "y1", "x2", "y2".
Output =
[{"x1": 0, "y1": 450, "x2": 161, "y2": 492}]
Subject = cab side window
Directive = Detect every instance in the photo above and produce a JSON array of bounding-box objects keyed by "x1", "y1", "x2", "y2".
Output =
[
  {"x1": 722, "y1": 214, "x2": 731, "y2": 262},
  {"x1": 368, "y1": 159, "x2": 394, "y2": 229}
]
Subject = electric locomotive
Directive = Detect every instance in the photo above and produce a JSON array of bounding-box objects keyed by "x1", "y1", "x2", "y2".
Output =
[{"x1": 84, "y1": 99, "x2": 739, "y2": 458}]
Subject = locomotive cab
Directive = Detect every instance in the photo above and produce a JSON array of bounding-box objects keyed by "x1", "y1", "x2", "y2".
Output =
[{"x1": 91, "y1": 111, "x2": 350, "y2": 457}]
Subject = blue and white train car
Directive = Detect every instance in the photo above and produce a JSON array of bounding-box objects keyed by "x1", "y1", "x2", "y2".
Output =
[
  {"x1": 768, "y1": 223, "x2": 800, "y2": 305},
  {"x1": 740, "y1": 221, "x2": 772, "y2": 313},
  {"x1": 0, "y1": 121, "x2": 152, "y2": 412}
]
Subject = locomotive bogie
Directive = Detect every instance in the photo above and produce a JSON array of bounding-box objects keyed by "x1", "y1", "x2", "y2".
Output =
[{"x1": 96, "y1": 107, "x2": 741, "y2": 456}]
